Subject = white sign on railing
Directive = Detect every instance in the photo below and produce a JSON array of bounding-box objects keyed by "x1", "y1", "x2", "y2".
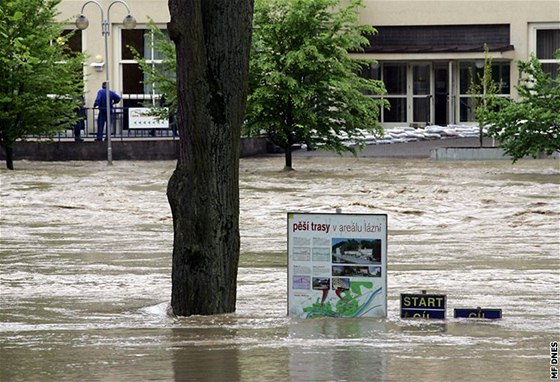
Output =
[
  {"x1": 128, "y1": 107, "x2": 169, "y2": 129},
  {"x1": 287, "y1": 212, "x2": 387, "y2": 318}
]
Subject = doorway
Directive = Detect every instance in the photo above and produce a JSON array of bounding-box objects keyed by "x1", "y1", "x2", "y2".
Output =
[
  {"x1": 412, "y1": 63, "x2": 431, "y2": 126},
  {"x1": 433, "y1": 63, "x2": 449, "y2": 126}
]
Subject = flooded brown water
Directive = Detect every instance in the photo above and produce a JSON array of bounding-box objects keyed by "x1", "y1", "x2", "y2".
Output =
[{"x1": 0, "y1": 157, "x2": 558, "y2": 381}]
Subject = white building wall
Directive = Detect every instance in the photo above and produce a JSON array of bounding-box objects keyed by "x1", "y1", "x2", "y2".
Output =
[
  {"x1": 58, "y1": 0, "x2": 170, "y2": 109},
  {"x1": 359, "y1": 0, "x2": 560, "y2": 93},
  {"x1": 58, "y1": 0, "x2": 559, "y2": 127}
]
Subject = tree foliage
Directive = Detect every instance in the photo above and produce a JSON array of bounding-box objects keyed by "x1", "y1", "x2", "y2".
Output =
[
  {"x1": 246, "y1": 0, "x2": 387, "y2": 169},
  {"x1": 485, "y1": 54, "x2": 560, "y2": 162},
  {"x1": 135, "y1": 0, "x2": 387, "y2": 170},
  {"x1": 0, "y1": 0, "x2": 84, "y2": 169},
  {"x1": 467, "y1": 44, "x2": 502, "y2": 147}
]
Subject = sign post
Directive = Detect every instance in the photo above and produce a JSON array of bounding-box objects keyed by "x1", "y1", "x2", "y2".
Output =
[
  {"x1": 128, "y1": 108, "x2": 169, "y2": 129},
  {"x1": 454, "y1": 308, "x2": 502, "y2": 319},
  {"x1": 287, "y1": 212, "x2": 387, "y2": 318},
  {"x1": 400, "y1": 293, "x2": 447, "y2": 319}
]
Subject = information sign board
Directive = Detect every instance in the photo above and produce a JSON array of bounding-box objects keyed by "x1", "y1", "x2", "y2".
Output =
[
  {"x1": 128, "y1": 108, "x2": 169, "y2": 129},
  {"x1": 454, "y1": 308, "x2": 502, "y2": 319},
  {"x1": 287, "y1": 212, "x2": 387, "y2": 318},
  {"x1": 400, "y1": 293, "x2": 446, "y2": 319}
]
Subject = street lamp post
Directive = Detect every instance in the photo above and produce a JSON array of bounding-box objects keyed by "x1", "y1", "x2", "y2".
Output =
[{"x1": 76, "y1": 0, "x2": 136, "y2": 166}]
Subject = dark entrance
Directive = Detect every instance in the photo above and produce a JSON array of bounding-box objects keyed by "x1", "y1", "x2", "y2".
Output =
[{"x1": 434, "y1": 63, "x2": 448, "y2": 126}]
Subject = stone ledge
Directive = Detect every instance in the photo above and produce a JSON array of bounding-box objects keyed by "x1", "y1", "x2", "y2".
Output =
[
  {"x1": 431, "y1": 147, "x2": 510, "y2": 161},
  {"x1": 0, "y1": 137, "x2": 269, "y2": 161},
  {"x1": 431, "y1": 147, "x2": 559, "y2": 161}
]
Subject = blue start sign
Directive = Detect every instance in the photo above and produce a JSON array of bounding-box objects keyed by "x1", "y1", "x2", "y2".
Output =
[
  {"x1": 400, "y1": 293, "x2": 446, "y2": 319},
  {"x1": 454, "y1": 308, "x2": 502, "y2": 319}
]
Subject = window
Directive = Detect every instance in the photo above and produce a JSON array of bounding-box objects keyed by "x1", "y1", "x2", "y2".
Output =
[
  {"x1": 120, "y1": 27, "x2": 170, "y2": 108},
  {"x1": 360, "y1": 62, "x2": 426, "y2": 124},
  {"x1": 382, "y1": 63, "x2": 407, "y2": 123},
  {"x1": 412, "y1": 64, "x2": 430, "y2": 123},
  {"x1": 358, "y1": 63, "x2": 380, "y2": 95},
  {"x1": 458, "y1": 61, "x2": 510, "y2": 122},
  {"x1": 61, "y1": 29, "x2": 82, "y2": 56},
  {"x1": 359, "y1": 62, "x2": 407, "y2": 123},
  {"x1": 536, "y1": 28, "x2": 560, "y2": 79}
]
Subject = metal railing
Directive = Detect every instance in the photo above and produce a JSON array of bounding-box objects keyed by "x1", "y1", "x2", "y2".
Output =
[{"x1": 27, "y1": 107, "x2": 178, "y2": 141}]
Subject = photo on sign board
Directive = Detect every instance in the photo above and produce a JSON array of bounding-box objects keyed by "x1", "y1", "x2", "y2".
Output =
[
  {"x1": 292, "y1": 275, "x2": 311, "y2": 290},
  {"x1": 332, "y1": 238, "x2": 381, "y2": 264},
  {"x1": 332, "y1": 265, "x2": 382, "y2": 277},
  {"x1": 332, "y1": 277, "x2": 350, "y2": 291},
  {"x1": 312, "y1": 277, "x2": 331, "y2": 290}
]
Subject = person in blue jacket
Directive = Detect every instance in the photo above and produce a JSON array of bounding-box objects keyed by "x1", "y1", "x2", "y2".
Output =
[{"x1": 93, "y1": 82, "x2": 121, "y2": 141}]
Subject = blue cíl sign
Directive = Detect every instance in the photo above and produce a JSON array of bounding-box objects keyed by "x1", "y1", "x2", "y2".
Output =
[
  {"x1": 454, "y1": 308, "x2": 502, "y2": 319},
  {"x1": 400, "y1": 293, "x2": 446, "y2": 319}
]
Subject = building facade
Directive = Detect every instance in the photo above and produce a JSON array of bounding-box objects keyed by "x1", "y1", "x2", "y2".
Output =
[
  {"x1": 58, "y1": 0, "x2": 559, "y2": 130},
  {"x1": 356, "y1": 0, "x2": 559, "y2": 128}
]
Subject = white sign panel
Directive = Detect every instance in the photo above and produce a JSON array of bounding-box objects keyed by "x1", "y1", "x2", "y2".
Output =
[
  {"x1": 128, "y1": 107, "x2": 169, "y2": 129},
  {"x1": 287, "y1": 212, "x2": 387, "y2": 318}
]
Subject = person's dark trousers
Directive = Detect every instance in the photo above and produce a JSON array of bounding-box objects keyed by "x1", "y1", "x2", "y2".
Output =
[
  {"x1": 96, "y1": 109, "x2": 106, "y2": 140},
  {"x1": 96, "y1": 110, "x2": 116, "y2": 140},
  {"x1": 74, "y1": 121, "x2": 84, "y2": 141},
  {"x1": 74, "y1": 106, "x2": 85, "y2": 141},
  {"x1": 74, "y1": 125, "x2": 83, "y2": 141}
]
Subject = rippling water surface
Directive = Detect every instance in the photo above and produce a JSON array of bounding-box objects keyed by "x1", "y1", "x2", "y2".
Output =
[{"x1": 1, "y1": 157, "x2": 558, "y2": 381}]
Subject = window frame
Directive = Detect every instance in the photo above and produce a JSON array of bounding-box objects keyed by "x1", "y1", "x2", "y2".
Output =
[
  {"x1": 529, "y1": 22, "x2": 560, "y2": 79},
  {"x1": 457, "y1": 60, "x2": 511, "y2": 123},
  {"x1": 119, "y1": 25, "x2": 168, "y2": 108}
]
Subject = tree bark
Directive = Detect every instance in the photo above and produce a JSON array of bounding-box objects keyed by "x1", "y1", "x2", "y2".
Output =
[
  {"x1": 167, "y1": 0, "x2": 253, "y2": 316},
  {"x1": 284, "y1": 146, "x2": 293, "y2": 171},
  {"x1": 3, "y1": 145, "x2": 14, "y2": 170}
]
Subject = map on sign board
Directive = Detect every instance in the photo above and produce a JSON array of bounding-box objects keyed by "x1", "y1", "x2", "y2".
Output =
[{"x1": 287, "y1": 213, "x2": 387, "y2": 318}]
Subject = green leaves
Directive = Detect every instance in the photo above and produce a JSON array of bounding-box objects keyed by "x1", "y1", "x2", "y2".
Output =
[
  {"x1": 486, "y1": 54, "x2": 560, "y2": 161},
  {"x1": 130, "y1": 21, "x2": 176, "y2": 122},
  {"x1": 0, "y1": 0, "x2": 85, "y2": 160},
  {"x1": 246, "y1": 0, "x2": 386, "y2": 165},
  {"x1": 134, "y1": 0, "x2": 388, "y2": 169}
]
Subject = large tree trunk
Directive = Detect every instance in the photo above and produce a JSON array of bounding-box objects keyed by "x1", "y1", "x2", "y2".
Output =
[{"x1": 167, "y1": 0, "x2": 253, "y2": 316}]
